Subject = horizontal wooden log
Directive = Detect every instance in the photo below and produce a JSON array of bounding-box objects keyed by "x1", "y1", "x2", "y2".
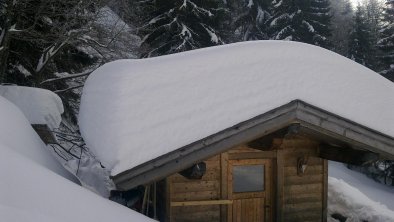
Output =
[
  {"x1": 171, "y1": 200, "x2": 233, "y2": 207},
  {"x1": 284, "y1": 174, "x2": 323, "y2": 185},
  {"x1": 284, "y1": 192, "x2": 322, "y2": 204},
  {"x1": 228, "y1": 151, "x2": 276, "y2": 160},
  {"x1": 284, "y1": 165, "x2": 323, "y2": 176},
  {"x1": 284, "y1": 210, "x2": 322, "y2": 221},
  {"x1": 284, "y1": 183, "x2": 322, "y2": 194},
  {"x1": 284, "y1": 156, "x2": 322, "y2": 167},
  {"x1": 171, "y1": 190, "x2": 219, "y2": 201},
  {"x1": 172, "y1": 180, "x2": 219, "y2": 193},
  {"x1": 170, "y1": 170, "x2": 220, "y2": 183},
  {"x1": 319, "y1": 143, "x2": 379, "y2": 165},
  {"x1": 284, "y1": 201, "x2": 323, "y2": 212},
  {"x1": 172, "y1": 210, "x2": 220, "y2": 222}
]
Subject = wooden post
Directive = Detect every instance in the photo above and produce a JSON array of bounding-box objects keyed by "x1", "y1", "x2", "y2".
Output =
[
  {"x1": 141, "y1": 185, "x2": 149, "y2": 214},
  {"x1": 276, "y1": 149, "x2": 284, "y2": 222},
  {"x1": 154, "y1": 182, "x2": 158, "y2": 219}
]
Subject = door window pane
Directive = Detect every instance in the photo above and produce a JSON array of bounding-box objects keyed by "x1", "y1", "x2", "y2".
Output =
[{"x1": 233, "y1": 165, "x2": 264, "y2": 193}]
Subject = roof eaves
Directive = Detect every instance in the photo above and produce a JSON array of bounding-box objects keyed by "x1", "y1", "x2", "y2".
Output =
[{"x1": 113, "y1": 100, "x2": 394, "y2": 191}]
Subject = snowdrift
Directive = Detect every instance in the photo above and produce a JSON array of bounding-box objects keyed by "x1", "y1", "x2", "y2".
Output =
[{"x1": 0, "y1": 91, "x2": 153, "y2": 222}]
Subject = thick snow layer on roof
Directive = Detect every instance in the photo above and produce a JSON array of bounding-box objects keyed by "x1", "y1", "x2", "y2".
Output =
[
  {"x1": 0, "y1": 85, "x2": 63, "y2": 129},
  {"x1": 0, "y1": 94, "x2": 75, "y2": 181},
  {"x1": 79, "y1": 41, "x2": 394, "y2": 175}
]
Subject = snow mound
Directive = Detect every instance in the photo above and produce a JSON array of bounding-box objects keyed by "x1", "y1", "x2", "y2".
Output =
[
  {"x1": 0, "y1": 144, "x2": 154, "y2": 222},
  {"x1": 329, "y1": 161, "x2": 394, "y2": 211},
  {"x1": 0, "y1": 88, "x2": 153, "y2": 222},
  {"x1": 79, "y1": 41, "x2": 394, "y2": 175},
  {"x1": 328, "y1": 177, "x2": 394, "y2": 222},
  {"x1": 0, "y1": 93, "x2": 75, "y2": 181},
  {"x1": 0, "y1": 85, "x2": 63, "y2": 129}
]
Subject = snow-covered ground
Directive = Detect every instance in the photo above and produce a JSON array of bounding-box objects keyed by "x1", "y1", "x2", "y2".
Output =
[
  {"x1": 329, "y1": 161, "x2": 394, "y2": 210},
  {"x1": 79, "y1": 40, "x2": 394, "y2": 176},
  {"x1": 0, "y1": 88, "x2": 153, "y2": 222},
  {"x1": 328, "y1": 161, "x2": 394, "y2": 222}
]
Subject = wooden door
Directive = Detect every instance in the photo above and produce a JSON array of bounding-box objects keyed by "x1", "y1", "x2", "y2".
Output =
[{"x1": 227, "y1": 159, "x2": 272, "y2": 222}]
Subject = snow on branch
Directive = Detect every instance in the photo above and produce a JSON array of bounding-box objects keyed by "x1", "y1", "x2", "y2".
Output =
[
  {"x1": 54, "y1": 84, "x2": 84, "y2": 94},
  {"x1": 36, "y1": 40, "x2": 68, "y2": 73},
  {"x1": 40, "y1": 65, "x2": 99, "y2": 85}
]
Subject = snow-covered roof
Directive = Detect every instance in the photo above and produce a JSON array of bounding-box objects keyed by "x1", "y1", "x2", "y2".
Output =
[
  {"x1": 0, "y1": 85, "x2": 63, "y2": 129},
  {"x1": 0, "y1": 90, "x2": 153, "y2": 222},
  {"x1": 79, "y1": 41, "x2": 394, "y2": 176}
]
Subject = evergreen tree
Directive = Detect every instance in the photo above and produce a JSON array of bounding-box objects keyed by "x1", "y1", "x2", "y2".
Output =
[
  {"x1": 377, "y1": 0, "x2": 394, "y2": 81},
  {"x1": 230, "y1": 0, "x2": 272, "y2": 41},
  {"x1": 269, "y1": 0, "x2": 331, "y2": 48},
  {"x1": 308, "y1": 0, "x2": 331, "y2": 48},
  {"x1": 135, "y1": 0, "x2": 227, "y2": 57},
  {"x1": 348, "y1": 4, "x2": 378, "y2": 69},
  {"x1": 329, "y1": 0, "x2": 354, "y2": 56}
]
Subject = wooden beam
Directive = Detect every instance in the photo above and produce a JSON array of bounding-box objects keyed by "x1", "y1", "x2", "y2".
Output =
[
  {"x1": 318, "y1": 144, "x2": 379, "y2": 165},
  {"x1": 171, "y1": 200, "x2": 233, "y2": 207}
]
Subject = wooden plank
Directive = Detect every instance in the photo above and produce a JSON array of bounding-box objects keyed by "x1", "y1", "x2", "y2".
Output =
[
  {"x1": 284, "y1": 174, "x2": 323, "y2": 185},
  {"x1": 284, "y1": 165, "x2": 323, "y2": 176},
  {"x1": 283, "y1": 156, "x2": 322, "y2": 167},
  {"x1": 276, "y1": 149, "x2": 284, "y2": 222},
  {"x1": 283, "y1": 210, "x2": 322, "y2": 221},
  {"x1": 228, "y1": 145, "x2": 262, "y2": 153},
  {"x1": 284, "y1": 201, "x2": 323, "y2": 213},
  {"x1": 171, "y1": 170, "x2": 220, "y2": 182},
  {"x1": 170, "y1": 200, "x2": 233, "y2": 207},
  {"x1": 172, "y1": 180, "x2": 219, "y2": 193},
  {"x1": 284, "y1": 183, "x2": 322, "y2": 194},
  {"x1": 172, "y1": 210, "x2": 220, "y2": 222},
  {"x1": 166, "y1": 178, "x2": 171, "y2": 222},
  {"x1": 171, "y1": 205, "x2": 217, "y2": 213},
  {"x1": 172, "y1": 190, "x2": 219, "y2": 201},
  {"x1": 323, "y1": 159, "x2": 328, "y2": 222},
  {"x1": 228, "y1": 151, "x2": 277, "y2": 160},
  {"x1": 282, "y1": 147, "x2": 319, "y2": 156},
  {"x1": 283, "y1": 192, "x2": 322, "y2": 204},
  {"x1": 236, "y1": 200, "x2": 241, "y2": 222},
  {"x1": 220, "y1": 153, "x2": 228, "y2": 222}
]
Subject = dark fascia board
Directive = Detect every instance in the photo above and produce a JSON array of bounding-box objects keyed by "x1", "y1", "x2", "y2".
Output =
[{"x1": 113, "y1": 100, "x2": 394, "y2": 191}]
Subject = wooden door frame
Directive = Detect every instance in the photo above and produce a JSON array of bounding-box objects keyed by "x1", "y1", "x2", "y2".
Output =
[{"x1": 226, "y1": 158, "x2": 273, "y2": 222}]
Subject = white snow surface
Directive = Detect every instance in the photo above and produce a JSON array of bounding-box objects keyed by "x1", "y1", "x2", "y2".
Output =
[
  {"x1": 0, "y1": 85, "x2": 63, "y2": 129},
  {"x1": 0, "y1": 143, "x2": 154, "y2": 222},
  {"x1": 79, "y1": 41, "x2": 394, "y2": 175},
  {"x1": 0, "y1": 91, "x2": 153, "y2": 222},
  {"x1": 329, "y1": 161, "x2": 394, "y2": 211},
  {"x1": 328, "y1": 176, "x2": 394, "y2": 221},
  {"x1": 0, "y1": 94, "x2": 75, "y2": 182}
]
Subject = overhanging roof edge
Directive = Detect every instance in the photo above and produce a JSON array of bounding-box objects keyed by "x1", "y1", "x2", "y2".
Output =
[{"x1": 113, "y1": 100, "x2": 394, "y2": 190}]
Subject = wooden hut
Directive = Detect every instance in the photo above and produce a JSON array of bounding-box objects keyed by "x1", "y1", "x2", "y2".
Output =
[
  {"x1": 112, "y1": 101, "x2": 394, "y2": 222},
  {"x1": 78, "y1": 41, "x2": 394, "y2": 222}
]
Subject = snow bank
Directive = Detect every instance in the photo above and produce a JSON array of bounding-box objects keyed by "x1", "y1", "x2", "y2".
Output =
[
  {"x1": 0, "y1": 145, "x2": 154, "y2": 222},
  {"x1": 0, "y1": 94, "x2": 75, "y2": 181},
  {"x1": 0, "y1": 89, "x2": 153, "y2": 222},
  {"x1": 0, "y1": 85, "x2": 63, "y2": 129},
  {"x1": 328, "y1": 177, "x2": 394, "y2": 222},
  {"x1": 79, "y1": 41, "x2": 394, "y2": 175},
  {"x1": 329, "y1": 161, "x2": 394, "y2": 211}
]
